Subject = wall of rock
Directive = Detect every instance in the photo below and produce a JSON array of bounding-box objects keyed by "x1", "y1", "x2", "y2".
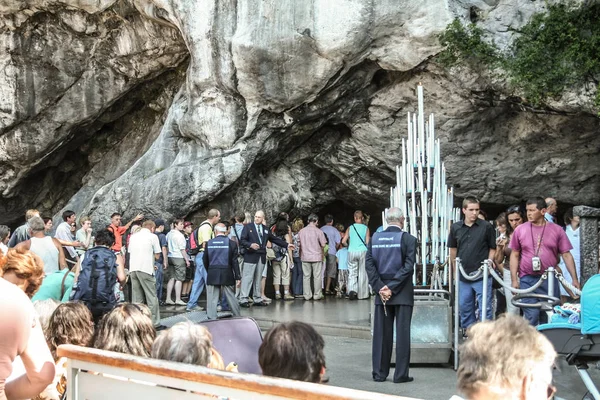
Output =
[{"x1": 0, "y1": 0, "x2": 598, "y2": 227}]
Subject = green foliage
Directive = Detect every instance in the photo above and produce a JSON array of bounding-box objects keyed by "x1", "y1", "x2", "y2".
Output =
[
  {"x1": 437, "y1": 4, "x2": 600, "y2": 111},
  {"x1": 437, "y1": 19, "x2": 500, "y2": 69}
]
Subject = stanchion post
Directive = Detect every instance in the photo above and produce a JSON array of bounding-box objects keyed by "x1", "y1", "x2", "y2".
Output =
[
  {"x1": 481, "y1": 260, "x2": 489, "y2": 323},
  {"x1": 454, "y1": 257, "x2": 460, "y2": 370},
  {"x1": 547, "y1": 266, "x2": 555, "y2": 297}
]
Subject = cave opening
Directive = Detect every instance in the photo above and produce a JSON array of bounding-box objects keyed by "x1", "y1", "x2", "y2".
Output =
[{"x1": 297, "y1": 199, "x2": 384, "y2": 233}]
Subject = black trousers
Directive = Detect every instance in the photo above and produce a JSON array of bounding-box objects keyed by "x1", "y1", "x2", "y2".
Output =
[{"x1": 372, "y1": 304, "x2": 413, "y2": 381}]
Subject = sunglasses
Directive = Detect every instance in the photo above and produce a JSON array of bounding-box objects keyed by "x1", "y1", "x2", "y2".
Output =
[{"x1": 507, "y1": 205, "x2": 520, "y2": 214}]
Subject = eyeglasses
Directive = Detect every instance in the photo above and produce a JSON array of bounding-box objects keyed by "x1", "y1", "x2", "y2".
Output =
[{"x1": 507, "y1": 205, "x2": 520, "y2": 214}]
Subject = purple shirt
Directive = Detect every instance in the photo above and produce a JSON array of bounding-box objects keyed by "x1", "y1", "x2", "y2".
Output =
[
  {"x1": 298, "y1": 225, "x2": 327, "y2": 262},
  {"x1": 320, "y1": 225, "x2": 341, "y2": 255},
  {"x1": 510, "y1": 221, "x2": 572, "y2": 278}
]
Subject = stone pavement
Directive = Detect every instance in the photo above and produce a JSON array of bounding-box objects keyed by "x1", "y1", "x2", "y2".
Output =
[{"x1": 159, "y1": 296, "x2": 599, "y2": 400}]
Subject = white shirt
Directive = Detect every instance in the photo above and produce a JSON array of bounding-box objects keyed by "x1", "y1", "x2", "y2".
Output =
[
  {"x1": 55, "y1": 221, "x2": 76, "y2": 258},
  {"x1": 167, "y1": 229, "x2": 186, "y2": 258},
  {"x1": 128, "y1": 228, "x2": 161, "y2": 275},
  {"x1": 0, "y1": 242, "x2": 7, "y2": 255}
]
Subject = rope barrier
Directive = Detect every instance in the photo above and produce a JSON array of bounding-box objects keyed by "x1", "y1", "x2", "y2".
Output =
[
  {"x1": 555, "y1": 272, "x2": 582, "y2": 297},
  {"x1": 457, "y1": 262, "x2": 484, "y2": 281},
  {"x1": 487, "y1": 267, "x2": 548, "y2": 294}
]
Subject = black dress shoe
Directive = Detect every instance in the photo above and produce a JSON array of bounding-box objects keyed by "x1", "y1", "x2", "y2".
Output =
[
  {"x1": 393, "y1": 377, "x2": 414, "y2": 383},
  {"x1": 254, "y1": 302, "x2": 268, "y2": 307},
  {"x1": 373, "y1": 377, "x2": 386, "y2": 382},
  {"x1": 349, "y1": 291, "x2": 358, "y2": 300}
]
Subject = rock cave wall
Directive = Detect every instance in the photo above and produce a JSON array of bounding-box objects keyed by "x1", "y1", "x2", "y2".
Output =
[{"x1": 0, "y1": 0, "x2": 598, "y2": 228}]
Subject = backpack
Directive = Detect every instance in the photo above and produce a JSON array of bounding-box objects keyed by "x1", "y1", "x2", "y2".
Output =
[
  {"x1": 70, "y1": 246, "x2": 118, "y2": 310},
  {"x1": 271, "y1": 236, "x2": 288, "y2": 262},
  {"x1": 188, "y1": 221, "x2": 212, "y2": 255}
]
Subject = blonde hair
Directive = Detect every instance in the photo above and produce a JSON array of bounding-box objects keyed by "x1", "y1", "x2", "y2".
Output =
[
  {"x1": 46, "y1": 302, "x2": 94, "y2": 360},
  {"x1": 457, "y1": 314, "x2": 556, "y2": 398},
  {"x1": 291, "y1": 218, "x2": 304, "y2": 233},
  {"x1": 152, "y1": 321, "x2": 214, "y2": 367},
  {"x1": 79, "y1": 215, "x2": 91, "y2": 226},
  {"x1": 0, "y1": 248, "x2": 44, "y2": 297},
  {"x1": 94, "y1": 303, "x2": 155, "y2": 357}
]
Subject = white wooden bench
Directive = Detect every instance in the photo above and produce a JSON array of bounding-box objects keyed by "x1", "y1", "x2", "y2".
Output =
[{"x1": 58, "y1": 345, "x2": 422, "y2": 400}]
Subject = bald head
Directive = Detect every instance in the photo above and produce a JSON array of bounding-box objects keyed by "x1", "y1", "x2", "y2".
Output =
[
  {"x1": 545, "y1": 198, "x2": 557, "y2": 215},
  {"x1": 254, "y1": 210, "x2": 265, "y2": 226}
]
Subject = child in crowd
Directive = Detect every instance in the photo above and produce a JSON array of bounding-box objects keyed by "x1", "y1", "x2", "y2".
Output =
[{"x1": 335, "y1": 224, "x2": 349, "y2": 298}]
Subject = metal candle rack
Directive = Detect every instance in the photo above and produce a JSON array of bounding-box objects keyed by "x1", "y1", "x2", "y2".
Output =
[{"x1": 384, "y1": 84, "x2": 460, "y2": 287}]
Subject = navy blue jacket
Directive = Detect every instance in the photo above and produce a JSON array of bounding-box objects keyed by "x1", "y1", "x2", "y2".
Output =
[
  {"x1": 203, "y1": 235, "x2": 241, "y2": 286},
  {"x1": 240, "y1": 223, "x2": 289, "y2": 264},
  {"x1": 365, "y1": 226, "x2": 416, "y2": 306}
]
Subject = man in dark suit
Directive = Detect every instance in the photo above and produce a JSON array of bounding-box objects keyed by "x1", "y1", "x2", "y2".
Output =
[
  {"x1": 239, "y1": 210, "x2": 294, "y2": 307},
  {"x1": 204, "y1": 223, "x2": 241, "y2": 319},
  {"x1": 365, "y1": 207, "x2": 416, "y2": 384}
]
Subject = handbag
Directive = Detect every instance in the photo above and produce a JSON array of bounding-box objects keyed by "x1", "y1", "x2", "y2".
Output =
[{"x1": 266, "y1": 247, "x2": 276, "y2": 261}]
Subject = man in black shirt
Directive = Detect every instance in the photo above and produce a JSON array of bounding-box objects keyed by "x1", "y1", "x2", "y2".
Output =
[{"x1": 449, "y1": 197, "x2": 496, "y2": 330}]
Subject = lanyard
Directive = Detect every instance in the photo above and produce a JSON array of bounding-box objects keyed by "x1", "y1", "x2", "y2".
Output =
[{"x1": 529, "y1": 221, "x2": 547, "y2": 257}]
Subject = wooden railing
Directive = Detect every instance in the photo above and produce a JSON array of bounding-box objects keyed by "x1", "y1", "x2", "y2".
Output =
[{"x1": 58, "y1": 345, "x2": 421, "y2": 400}]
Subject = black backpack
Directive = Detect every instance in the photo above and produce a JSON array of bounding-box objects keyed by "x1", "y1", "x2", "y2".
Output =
[{"x1": 71, "y1": 246, "x2": 118, "y2": 312}]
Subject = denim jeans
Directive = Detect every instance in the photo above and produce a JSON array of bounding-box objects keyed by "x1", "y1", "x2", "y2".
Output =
[
  {"x1": 186, "y1": 253, "x2": 207, "y2": 310},
  {"x1": 519, "y1": 274, "x2": 559, "y2": 326},
  {"x1": 459, "y1": 277, "x2": 493, "y2": 329},
  {"x1": 154, "y1": 261, "x2": 163, "y2": 301}
]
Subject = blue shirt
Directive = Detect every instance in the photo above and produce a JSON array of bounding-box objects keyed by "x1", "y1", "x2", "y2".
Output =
[
  {"x1": 336, "y1": 248, "x2": 349, "y2": 270},
  {"x1": 544, "y1": 212, "x2": 555, "y2": 223}
]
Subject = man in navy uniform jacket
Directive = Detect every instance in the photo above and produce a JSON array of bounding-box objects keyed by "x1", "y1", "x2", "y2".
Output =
[
  {"x1": 365, "y1": 207, "x2": 417, "y2": 383},
  {"x1": 204, "y1": 223, "x2": 241, "y2": 319}
]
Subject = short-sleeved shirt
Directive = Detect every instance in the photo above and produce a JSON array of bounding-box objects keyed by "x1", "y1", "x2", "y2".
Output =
[
  {"x1": 448, "y1": 219, "x2": 496, "y2": 279},
  {"x1": 321, "y1": 225, "x2": 341, "y2": 255},
  {"x1": 55, "y1": 222, "x2": 77, "y2": 258},
  {"x1": 197, "y1": 221, "x2": 214, "y2": 251},
  {"x1": 31, "y1": 269, "x2": 75, "y2": 302},
  {"x1": 297, "y1": 225, "x2": 327, "y2": 262},
  {"x1": 128, "y1": 228, "x2": 161, "y2": 275},
  {"x1": 510, "y1": 221, "x2": 572, "y2": 278},
  {"x1": 108, "y1": 224, "x2": 128, "y2": 252},
  {"x1": 155, "y1": 232, "x2": 168, "y2": 264},
  {"x1": 336, "y1": 248, "x2": 349, "y2": 270},
  {"x1": 167, "y1": 229, "x2": 187, "y2": 258}
]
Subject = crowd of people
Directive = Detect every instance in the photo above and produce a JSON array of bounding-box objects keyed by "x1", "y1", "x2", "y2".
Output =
[{"x1": 0, "y1": 195, "x2": 589, "y2": 400}]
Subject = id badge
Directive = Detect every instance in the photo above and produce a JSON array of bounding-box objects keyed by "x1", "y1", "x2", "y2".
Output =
[{"x1": 532, "y1": 256, "x2": 541, "y2": 272}]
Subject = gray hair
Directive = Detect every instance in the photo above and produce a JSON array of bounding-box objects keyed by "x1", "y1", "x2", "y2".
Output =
[
  {"x1": 33, "y1": 298, "x2": 60, "y2": 333},
  {"x1": 152, "y1": 321, "x2": 213, "y2": 366},
  {"x1": 214, "y1": 223, "x2": 227, "y2": 233},
  {"x1": 0, "y1": 225, "x2": 10, "y2": 241},
  {"x1": 28, "y1": 216, "x2": 46, "y2": 232},
  {"x1": 385, "y1": 208, "x2": 404, "y2": 224},
  {"x1": 307, "y1": 213, "x2": 318, "y2": 223}
]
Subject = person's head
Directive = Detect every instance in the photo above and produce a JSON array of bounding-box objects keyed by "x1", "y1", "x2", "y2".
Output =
[
  {"x1": 278, "y1": 212, "x2": 289, "y2": 222},
  {"x1": 324, "y1": 214, "x2": 334, "y2": 225},
  {"x1": 94, "y1": 229, "x2": 116, "y2": 248},
  {"x1": 244, "y1": 212, "x2": 252, "y2": 224},
  {"x1": 526, "y1": 197, "x2": 547, "y2": 224},
  {"x1": 385, "y1": 207, "x2": 404, "y2": 227},
  {"x1": 62, "y1": 210, "x2": 76, "y2": 224},
  {"x1": 154, "y1": 219, "x2": 165, "y2": 232},
  {"x1": 207, "y1": 209, "x2": 221, "y2": 225},
  {"x1": 46, "y1": 302, "x2": 94, "y2": 361},
  {"x1": 152, "y1": 321, "x2": 214, "y2": 366},
  {"x1": 27, "y1": 216, "x2": 46, "y2": 236},
  {"x1": 275, "y1": 219, "x2": 288, "y2": 236},
  {"x1": 142, "y1": 219, "x2": 156, "y2": 233},
  {"x1": 545, "y1": 198, "x2": 557, "y2": 216},
  {"x1": 214, "y1": 223, "x2": 227, "y2": 236},
  {"x1": 235, "y1": 212, "x2": 245, "y2": 224},
  {"x1": 259, "y1": 321, "x2": 326, "y2": 383},
  {"x1": 291, "y1": 217, "x2": 304, "y2": 233},
  {"x1": 42, "y1": 217, "x2": 53, "y2": 232},
  {"x1": 110, "y1": 212, "x2": 122, "y2": 227},
  {"x1": 25, "y1": 209, "x2": 40, "y2": 222},
  {"x1": 94, "y1": 303, "x2": 155, "y2": 357},
  {"x1": 353, "y1": 210, "x2": 364, "y2": 224},
  {"x1": 0, "y1": 248, "x2": 44, "y2": 297},
  {"x1": 462, "y1": 197, "x2": 480, "y2": 224},
  {"x1": 0, "y1": 225, "x2": 10, "y2": 244},
  {"x1": 505, "y1": 205, "x2": 524, "y2": 234},
  {"x1": 495, "y1": 213, "x2": 507, "y2": 235},
  {"x1": 335, "y1": 223, "x2": 345, "y2": 234},
  {"x1": 183, "y1": 221, "x2": 193, "y2": 235},
  {"x1": 478, "y1": 209, "x2": 488, "y2": 221},
  {"x1": 563, "y1": 207, "x2": 579, "y2": 228},
  {"x1": 33, "y1": 298, "x2": 60, "y2": 333},
  {"x1": 79, "y1": 216, "x2": 92, "y2": 230},
  {"x1": 307, "y1": 213, "x2": 319, "y2": 226},
  {"x1": 254, "y1": 210, "x2": 265, "y2": 225},
  {"x1": 457, "y1": 314, "x2": 556, "y2": 400},
  {"x1": 173, "y1": 218, "x2": 184, "y2": 231}
]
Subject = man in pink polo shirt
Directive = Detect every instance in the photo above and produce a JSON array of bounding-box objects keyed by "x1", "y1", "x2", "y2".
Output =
[{"x1": 297, "y1": 214, "x2": 327, "y2": 301}]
